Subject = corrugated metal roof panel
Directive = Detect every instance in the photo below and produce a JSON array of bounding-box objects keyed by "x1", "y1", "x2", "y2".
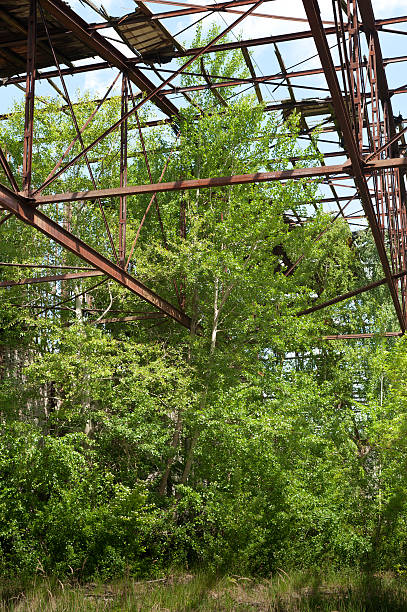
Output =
[{"x1": 0, "y1": 0, "x2": 95, "y2": 78}]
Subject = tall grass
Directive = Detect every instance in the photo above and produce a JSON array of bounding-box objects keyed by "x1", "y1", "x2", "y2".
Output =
[{"x1": 1, "y1": 569, "x2": 407, "y2": 611}]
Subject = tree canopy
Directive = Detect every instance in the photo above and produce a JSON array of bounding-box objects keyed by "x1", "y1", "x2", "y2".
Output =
[{"x1": 0, "y1": 34, "x2": 406, "y2": 580}]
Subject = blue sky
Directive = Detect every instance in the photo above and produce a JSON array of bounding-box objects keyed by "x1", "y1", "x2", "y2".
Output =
[{"x1": 3, "y1": 0, "x2": 406, "y2": 112}]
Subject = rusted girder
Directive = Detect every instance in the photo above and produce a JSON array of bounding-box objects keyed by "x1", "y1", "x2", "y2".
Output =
[
  {"x1": 0, "y1": 183, "x2": 193, "y2": 330},
  {"x1": 0, "y1": 262, "x2": 96, "y2": 270},
  {"x1": 358, "y1": 0, "x2": 398, "y2": 150},
  {"x1": 92, "y1": 313, "x2": 166, "y2": 324},
  {"x1": 2, "y1": 50, "x2": 407, "y2": 91},
  {"x1": 119, "y1": 76, "x2": 128, "y2": 268},
  {"x1": 0, "y1": 270, "x2": 104, "y2": 287},
  {"x1": 148, "y1": 0, "x2": 314, "y2": 23},
  {"x1": 148, "y1": 17, "x2": 406, "y2": 60},
  {"x1": 297, "y1": 271, "x2": 407, "y2": 316},
  {"x1": 34, "y1": 157, "x2": 407, "y2": 205},
  {"x1": 0, "y1": 146, "x2": 19, "y2": 192},
  {"x1": 149, "y1": 0, "x2": 270, "y2": 19},
  {"x1": 89, "y1": 8, "x2": 406, "y2": 30},
  {"x1": 302, "y1": 0, "x2": 405, "y2": 331},
  {"x1": 322, "y1": 332, "x2": 403, "y2": 339},
  {"x1": 22, "y1": 0, "x2": 37, "y2": 195}
]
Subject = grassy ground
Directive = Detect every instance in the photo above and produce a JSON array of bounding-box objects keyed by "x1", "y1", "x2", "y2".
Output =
[{"x1": 1, "y1": 570, "x2": 407, "y2": 611}]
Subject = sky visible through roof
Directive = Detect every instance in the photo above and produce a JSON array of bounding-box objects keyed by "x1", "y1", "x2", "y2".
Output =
[{"x1": 1, "y1": 0, "x2": 407, "y2": 229}]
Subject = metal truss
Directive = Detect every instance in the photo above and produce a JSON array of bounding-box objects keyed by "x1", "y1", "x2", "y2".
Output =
[{"x1": 0, "y1": 0, "x2": 406, "y2": 335}]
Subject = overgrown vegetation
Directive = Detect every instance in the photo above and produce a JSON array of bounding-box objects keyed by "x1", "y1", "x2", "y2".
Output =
[
  {"x1": 2, "y1": 570, "x2": 407, "y2": 611},
  {"x1": 0, "y1": 28, "x2": 407, "y2": 600}
]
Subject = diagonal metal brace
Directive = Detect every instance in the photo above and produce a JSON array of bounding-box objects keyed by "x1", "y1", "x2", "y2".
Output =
[{"x1": 0, "y1": 182, "x2": 193, "y2": 330}]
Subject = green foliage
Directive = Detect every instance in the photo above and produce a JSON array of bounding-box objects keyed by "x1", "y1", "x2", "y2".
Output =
[{"x1": 0, "y1": 32, "x2": 406, "y2": 582}]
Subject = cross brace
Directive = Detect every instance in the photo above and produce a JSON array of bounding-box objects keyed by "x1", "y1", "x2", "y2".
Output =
[{"x1": 0, "y1": 183, "x2": 192, "y2": 330}]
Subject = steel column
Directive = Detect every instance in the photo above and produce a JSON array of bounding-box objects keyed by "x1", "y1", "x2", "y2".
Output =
[
  {"x1": 119, "y1": 76, "x2": 128, "y2": 268},
  {"x1": 302, "y1": 0, "x2": 405, "y2": 331},
  {"x1": 22, "y1": 0, "x2": 37, "y2": 195}
]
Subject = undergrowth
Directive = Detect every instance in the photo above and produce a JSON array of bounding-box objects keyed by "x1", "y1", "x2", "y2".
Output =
[{"x1": 1, "y1": 569, "x2": 407, "y2": 611}]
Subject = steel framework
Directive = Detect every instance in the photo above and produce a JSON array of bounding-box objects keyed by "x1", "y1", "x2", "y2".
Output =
[{"x1": 0, "y1": 0, "x2": 406, "y2": 336}]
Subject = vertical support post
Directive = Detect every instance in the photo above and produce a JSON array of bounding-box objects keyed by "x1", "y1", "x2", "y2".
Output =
[
  {"x1": 22, "y1": 0, "x2": 37, "y2": 195},
  {"x1": 179, "y1": 195, "x2": 186, "y2": 309},
  {"x1": 347, "y1": 0, "x2": 364, "y2": 152},
  {"x1": 302, "y1": 0, "x2": 405, "y2": 331},
  {"x1": 61, "y1": 201, "x2": 72, "y2": 300},
  {"x1": 119, "y1": 76, "x2": 128, "y2": 268}
]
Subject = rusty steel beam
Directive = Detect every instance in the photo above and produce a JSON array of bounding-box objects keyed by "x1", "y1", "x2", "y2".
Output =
[
  {"x1": 200, "y1": 56, "x2": 228, "y2": 106},
  {"x1": 149, "y1": 0, "x2": 269, "y2": 19},
  {"x1": 358, "y1": 0, "x2": 407, "y2": 282},
  {"x1": 0, "y1": 182, "x2": 193, "y2": 329},
  {"x1": 358, "y1": 0, "x2": 398, "y2": 149},
  {"x1": 365, "y1": 124, "x2": 407, "y2": 162},
  {"x1": 0, "y1": 262, "x2": 96, "y2": 270},
  {"x1": 242, "y1": 46, "x2": 263, "y2": 103},
  {"x1": 150, "y1": 24, "x2": 368, "y2": 60},
  {"x1": 156, "y1": 52, "x2": 407, "y2": 96},
  {"x1": 161, "y1": 15, "x2": 407, "y2": 58},
  {"x1": 34, "y1": 157, "x2": 407, "y2": 205},
  {"x1": 0, "y1": 270, "x2": 104, "y2": 287},
  {"x1": 297, "y1": 271, "x2": 407, "y2": 316},
  {"x1": 92, "y1": 313, "x2": 166, "y2": 324},
  {"x1": 148, "y1": 0, "x2": 322, "y2": 23},
  {"x1": 89, "y1": 9, "x2": 406, "y2": 30},
  {"x1": 2, "y1": 60, "x2": 110, "y2": 86},
  {"x1": 38, "y1": 0, "x2": 179, "y2": 120},
  {"x1": 302, "y1": 0, "x2": 405, "y2": 331},
  {"x1": 322, "y1": 332, "x2": 403, "y2": 339},
  {"x1": 2, "y1": 51, "x2": 407, "y2": 92},
  {"x1": 85, "y1": 0, "x2": 327, "y2": 25},
  {"x1": 119, "y1": 76, "x2": 128, "y2": 268},
  {"x1": 22, "y1": 0, "x2": 37, "y2": 195},
  {"x1": 0, "y1": 146, "x2": 19, "y2": 192}
]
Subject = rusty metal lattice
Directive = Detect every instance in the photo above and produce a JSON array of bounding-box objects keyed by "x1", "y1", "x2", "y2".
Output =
[{"x1": 0, "y1": 0, "x2": 406, "y2": 336}]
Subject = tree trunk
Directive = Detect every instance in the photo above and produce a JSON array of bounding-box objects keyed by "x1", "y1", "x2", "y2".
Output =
[
  {"x1": 158, "y1": 409, "x2": 182, "y2": 496},
  {"x1": 179, "y1": 278, "x2": 220, "y2": 486}
]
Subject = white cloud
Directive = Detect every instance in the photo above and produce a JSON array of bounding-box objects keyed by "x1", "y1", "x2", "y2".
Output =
[
  {"x1": 68, "y1": 0, "x2": 134, "y2": 18},
  {"x1": 83, "y1": 69, "x2": 121, "y2": 97},
  {"x1": 374, "y1": 0, "x2": 407, "y2": 17}
]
